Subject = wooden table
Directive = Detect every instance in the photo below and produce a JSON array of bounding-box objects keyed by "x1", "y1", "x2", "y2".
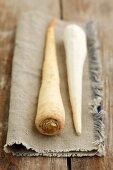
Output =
[{"x1": 0, "y1": 0, "x2": 113, "y2": 169}]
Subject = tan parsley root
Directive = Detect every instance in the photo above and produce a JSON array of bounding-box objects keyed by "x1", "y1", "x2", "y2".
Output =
[{"x1": 35, "y1": 17, "x2": 65, "y2": 135}]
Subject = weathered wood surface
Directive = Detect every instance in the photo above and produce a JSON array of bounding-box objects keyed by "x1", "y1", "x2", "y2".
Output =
[{"x1": 0, "y1": 0, "x2": 113, "y2": 169}]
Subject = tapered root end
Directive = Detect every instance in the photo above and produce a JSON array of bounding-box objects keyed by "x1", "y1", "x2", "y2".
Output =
[
  {"x1": 76, "y1": 131, "x2": 81, "y2": 136},
  {"x1": 75, "y1": 126, "x2": 81, "y2": 136},
  {"x1": 74, "y1": 122, "x2": 81, "y2": 136},
  {"x1": 48, "y1": 16, "x2": 57, "y2": 31}
]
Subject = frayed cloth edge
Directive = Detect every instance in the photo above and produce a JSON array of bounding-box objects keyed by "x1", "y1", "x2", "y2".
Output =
[{"x1": 86, "y1": 21, "x2": 105, "y2": 156}]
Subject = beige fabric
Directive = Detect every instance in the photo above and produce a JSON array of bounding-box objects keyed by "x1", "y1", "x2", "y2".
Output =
[{"x1": 4, "y1": 12, "x2": 100, "y2": 157}]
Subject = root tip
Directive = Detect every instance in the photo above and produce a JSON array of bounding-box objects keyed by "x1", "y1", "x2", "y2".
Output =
[{"x1": 48, "y1": 16, "x2": 57, "y2": 30}]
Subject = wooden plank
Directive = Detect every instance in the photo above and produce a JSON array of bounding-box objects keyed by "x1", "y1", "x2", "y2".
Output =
[
  {"x1": 0, "y1": 0, "x2": 67, "y2": 169},
  {"x1": 0, "y1": 155, "x2": 67, "y2": 170},
  {"x1": 70, "y1": 157, "x2": 113, "y2": 170},
  {"x1": 62, "y1": 0, "x2": 113, "y2": 169},
  {"x1": 62, "y1": 0, "x2": 113, "y2": 21},
  {"x1": 103, "y1": 51, "x2": 113, "y2": 157},
  {"x1": 3, "y1": 0, "x2": 60, "y2": 17}
]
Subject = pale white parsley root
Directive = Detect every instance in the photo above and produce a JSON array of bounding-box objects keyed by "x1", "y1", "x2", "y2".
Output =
[{"x1": 64, "y1": 24, "x2": 87, "y2": 135}]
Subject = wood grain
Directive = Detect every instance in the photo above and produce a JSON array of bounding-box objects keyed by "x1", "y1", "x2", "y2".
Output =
[
  {"x1": 0, "y1": 0, "x2": 113, "y2": 169},
  {"x1": 0, "y1": 0, "x2": 67, "y2": 169},
  {"x1": 62, "y1": 0, "x2": 113, "y2": 169},
  {"x1": 0, "y1": 156, "x2": 67, "y2": 170}
]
